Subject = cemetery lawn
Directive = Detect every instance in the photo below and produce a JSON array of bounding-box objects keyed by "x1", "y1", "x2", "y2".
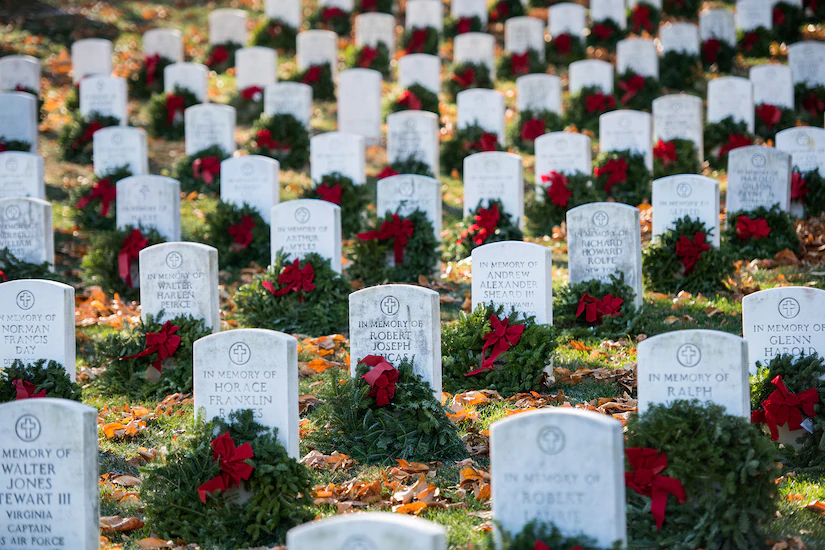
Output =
[{"x1": 6, "y1": 0, "x2": 825, "y2": 548}]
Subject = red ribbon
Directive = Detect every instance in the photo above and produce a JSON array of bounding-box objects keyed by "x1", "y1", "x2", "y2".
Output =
[
  {"x1": 361, "y1": 0, "x2": 377, "y2": 11},
  {"x1": 703, "y1": 39, "x2": 721, "y2": 64},
  {"x1": 675, "y1": 232, "x2": 710, "y2": 275},
  {"x1": 205, "y1": 45, "x2": 229, "y2": 68},
  {"x1": 119, "y1": 321, "x2": 181, "y2": 373},
  {"x1": 241, "y1": 86, "x2": 263, "y2": 101},
  {"x1": 452, "y1": 67, "x2": 476, "y2": 88},
  {"x1": 302, "y1": 65, "x2": 322, "y2": 84},
  {"x1": 165, "y1": 93, "x2": 185, "y2": 125},
  {"x1": 576, "y1": 293, "x2": 623, "y2": 324},
  {"x1": 533, "y1": 542, "x2": 582, "y2": 550},
  {"x1": 756, "y1": 104, "x2": 781, "y2": 130},
  {"x1": 254, "y1": 128, "x2": 291, "y2": 152},
  {"x1": 145, "y1": 54, "x2": 160, "y2": 86},
  {"x1": 263, "y1": 258, "x2": 316, "y2": 299},
  {"x1": 357, "y1": 214, "x2": 415, "y2": 264},
  {"x1": 193, "y1": 156, "x2": 221, "y2": 185},
  {"x1": 14, "y1": 380, "x2": 46, "y2": 400},
  {"x1": 456, "y1": 17, "x2": 473, "y2": 34},
  {"x1": 653, "y1": 139, "x2": 677, "y2": 167},
  {"x1": 0, "y1": 142, "x2": 6, "y2": 153},
  {"x1": 407, "y1": 28, "x2": 429, "y2": 53},
  {"x1": 360, "y1": 355, "x2": 400, "y2": 407},
  {"x1": 619, "y1": 74, "x2": 646, "y2": 105},
  {"x1": 585, "y1": 92, "x2": 615, "y2": 113},
  {"x1": 742, "y1": 32, "x2": 760, "y2": 52},
  {"x1": 510, "y1": 52, "x2": 530, "y2": 76},
  {"x1": 469, "y1": 132, "x2": 499, "y2": 152},
  {"x1": 625, "y1": 447, "x2": 687, "y2": 530},
  {"x1": 520, "y1": 118, "x2": 546, "y2": 142},
  {"x1": 73, "y1": 121, "x2": 103, "y2": 149},
  {"x1": 267, "y1": 21, "x2": 284, "y2": 36},
  {"x1": 466, "y1": 315, "x2": 525, "y2": 376},
  {"x1": 118, "y1": 229, "x2": 148, "y2": 289},
  {"x1": 397, "y1": 89, "x2": 422, "y2": 111},
  {"x1": 322, "y1": 6, "x2": 347, "y2": 21},
  {"x1": 490, "y1": 0, "x2": 509, "y2": 20},
  {"x1": 228, "y1": 215, "x2": 255, "y2": 250},
  {"x1": 317, "y1": 182, "x2": 342, "y2": 204},
  {"x1": 791, "y1": 172, "x2": 809, "y2": 201},
  {"x1": 773, "y1": 5, "x2": 786, "y2": 25},
  {"x1": 751, "y1": 375, "x2": 820, "y2": 441},
  {"x1": 553, "y1": 33, "x2": 572, "y2": 55},
  {"x1": 591, "y1": 23, "x2": 614, "y2": 40},
  {"x1": 736, "y1": 216, "x2": 771, "y2": 240},
  {"x1": 542, "y1": 171, "x2": 572, "y2": 207},
  {"x1": 717, "y1": 133, "x2": 753, "y2": 160},
  {"x1": 197, "y1": 432, "x2": 255, "y2": 503},
  {"x1": 0, "y1": 271, "x2": 6, "y2": 282},
  {"x1": 630, "y1": 4, "x2": 652, "y2": 32},
  {"x1": 458, "y1": 203, "x2": 500, "y2": 246},
  {"x1": 803, "y1": 93, "x2": 825, "y2": 119},
  {"x1": 595, "y1": 158, "x2": 628, "y2": 194},
  {"x1": 75, "y1": 177, "x2": 116, "y2": 216},
  {"x1": 358, "y1": 46, "x2": 379, "y2": 68},
  {"x1": 376, "y1": 166, "x2": 400, "y2": 179}
]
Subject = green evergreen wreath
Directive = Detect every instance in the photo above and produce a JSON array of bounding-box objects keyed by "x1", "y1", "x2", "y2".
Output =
[
  {"x1": 440, "y1": 124, "x2": 503, "y2": 175},
  {"x1": 58, "y1": 113, "x2": 121, "y2": 165},
  {"x1": 289, "y1": 63, "x2": 335, "y2": 101},
  {"x1": 129, "y1": 53, "x2": 174, "y2": 99},
  {"x1": 307, "y1": 6, "x2": 352, "y2": 35},
  {"x1": 701, "y1": 38, "x2": 736, "y2": 73},
  {"x1": 441, "y1": 303, "x2": 557, "y2": 395},
  {"x1": 625, "y1": 400, "x2": 779, "y2": 550},
  {"x1": 357, "y1": 0, "x2": 393, "y2": 13},
  {"x1": 0, "y1": 248, "x2": 62, "y2": 283},
  {"x1": 348, "y1": 209, "x2": 440, "y2": 286},
  {"x1": 737, "y1": 28, "x2": 772, "y2": 58},
  {"x1": 385, "y1": 156, "x2": 436, "y2": 178},
  {"x1": 246, "y1": 113, "x2": 311, "y2": 170},
  {"x1": 653, "y1": 139, "x2": 701, "y2": 179},
  {"x1": 722, "y1": 205, "x2": 800, "y2": 260},
  {"x1": 627, "y1": 2, "x2": 660, "y2": 35},
  {"x1": 593, "y1": 150, "x2": 651, "y2": 205},
  {"x1": 794, "y1": 168, "x2": 825, "y2": 219},
  {"x1": 553, "y1": 273, "x2": 642, "y2": 338},
  {"x1": 251, "y1": 18, "x2": 298, "y2": 53},
  {"x1": 197, "y1": 202, "x2": 270, "y2": 271},
  {"x1": 343, "y1": 43, "x2": 391, "y2": 77},
  {"x1": 563, "y1": 85, "x2": 616, "y2": 134},
  {"x1": 586, "y1": 19, "x2": 625, "y2": 51},
  {"x1": 754, "y1": 103, "x2": 796, "y2": 141},
  {"x1": 203, "y1": 42, "x2": 241, "y2": 74},
  {"x1": 615, "y1": 71, "x2": 661, "y2": 112},
  {"x1": 147, "y1": 86, "x2": 200, "y2": 140},
  {"x1": 400, "y1": 26, "x2": 440, "y2": 55},
  {"x1": 794, "y1": 84, "x2": 825, "y2": 125},
  {"x1": 703, "y1": 117, "x2": 754, "y2": 169},
  {"x1": 69, "y1": 164, "x2": 132, "y2": 231},
  {"x1": 0, "y1": 360, "x2": 82, "y2": 403},
  {"x1": 495, "y1": 49, "x2": 545, "y2": 81},
  {"x1": 231, "y1": 252, "x2": 350, "y2": 336},
  {"x1": 659, "y1": 52, "x2": 701, "y2": 91},
  {"x1": 80, "y1": 225, "x2": 165, "y2": 301},
  {"x1": 306, "y1": 358, "x2": 467, "y2": 464},
  {"x1": 228, "y1": 85, "x2": 265, "y2": 125},
  {"x1": 545, "y1": 33, "x2": 587, "y2": 65},
  {"x1": 444, "y1": 61, "x2": 494, "y2": 100},
  {"x1": 643, "y1": 217, "x2": 734, "y2": 295},
  {"x1": 442, "y1": 199, "x2": 523, "y2": 261},
  {"x1": 173, "y1": 145, "x2": 231, "y2": 195},
  {"x1": 0, "y1": 138, "x2": 32, "y2": 152},
  {"x1": 772, "y1": 1, "x2": 803, "y2": 43},
  {"x1": 387, "y1": 84, "x2": 440, "y2": 115},
  {"x1": 95, "y1": 313, "x2": 212, "y2": 399},
  {"x1": 525, "y1": 173, "x2": 601, "y2": 236},
  {"x1": 508, "y1": 109, "x2": 564, "y2": 153},
  {"x1": 300, "y1": 172, "x2": 368, "y2": 237},
  {"x1": 663, "y1": 0, "x2": 700, "y2": 18},
  {"x1": 443, "y1": 15, "x2": 484, "y2": 38},
  {"x1": 487, "y1": 520, "x2": 620, "y2": 550},
  {"x1": 140, "y1": 409, "x2": 314, "y2": 547},
  {"x1": 751, "y1": 353, "x2": 825, "y2": 468},
  {"x1": 489, "y1": 0, "x2": 525, "y2": 22}
]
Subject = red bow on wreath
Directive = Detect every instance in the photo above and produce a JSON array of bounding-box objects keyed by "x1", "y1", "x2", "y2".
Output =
[
  {"x1": 619, "y1": 75, "x2": 646, "y2": 105},
  {"x1": 241, "y1": 86, "x2": 263, "y2": 101},
  {"x1": 198, "y1": 432, "x2": 255, "y2": 503},
  {"x1": 756, "y1": 104, "x2": 781, "y2": 130},
  {"x1": 457, "y1": 17, "x2": 473, "y2": 34},
  {"x1": 267, "y1": 21, "x2": 283, "y2": 36},
  {"x1": 145, "y1": 54, "x2": 160, "y2": 86},
  {"x1": 742, "y1": 32, "x2": 760, "y2": 52},
  {"x1": 791, "y1": 172, "x2": 809, "y2": 201},
  {"x1": 263, "y1": 259, "x2": 316, "y2": 299},
  {"x1": 322, "y1": 6, "x2": 347, "y2": 21},
  {"x1": 510, "y1": 52, "x2": 530, "y2": 76},
  {"x1": 630, "y1": 4, "x2": 652, "y2": 32},
  {"x1": 358, "y1": 46, "x2": 379, "y2": 68},
  {"x1": 653, "y1": 140, "x2": 677, "y2": 167},
  {"x1": 490, "y1": 0, "x2": 509, "y2": 20},
  {"x1": 703, "y1": 39, "x2": 720, "y2": 64},
  {"x1": 520, "y1": 118, "x2": 546, "y2": 142},
  {"x1": 72, "y1": 121, "x2": 103, "y2": 149},
  {"x1": 466, "y1": 315, "x2": 525, "y2": 376},
  {"x1": 0, "y1": 142, "x2": 7, "y2": 153},
  {"x1": 625, "y1": 447, "x2": 687, "y2": 530},
  {"x1": 302, "y1": 65, "x2": 323, "y2": 85},
  {"x1": 595, "y1": 158, "x2": 628, "y2": 194},
  {"x1": 576, "y1": 293, "x2": 623, "y2": 324},
  {"x1": 407, "y1": 28, "x2": 429, "y2": 53},
  {"x1": 120, "y1": 321, "x2": 181, "y2": 373},
  {"x1": 193, "y1": 156, "x2": 221, "y2": 185},
  {"x1": 773, "y1": 5, "x2": 786, "y2": 25},
  {"x1": 228, "y1": 215, "x2": 255, "y2": 250},
  {"x1": 14, "y1": 380, "x2": 46, "y2": 400},
  {"x1": 591, "y1": 23, "x2": 614, "y2": 41},
  {"x1": 553, "y1": 33, "x2": 572, "y2": 55},
  {"x1": 717, "y1": 133, "x2": 752, "y2": 160},
  {"x1": 736, "y1": 215, "x2": 770, "y2": 240},
  {"x1": 452, "y1": 67, "x2": 476, "y2": 88},
  {"x1": 0, "y1": 271, "x2": 7, "y2": 282},
  {"x1": 458, "y1": 202, "x2": 500, "y2": 246},
  {"x1": 752, "y1": 375, "x2": 819, "y2": 441},
  {"x1": 469, "y1": 132, "x2": 499, "y2": 152},
  {"x1": 585, "y1": 92, "x2": 615, "y2": 113},
  {"x1": 255, "y1": 128, "x2": 291, "y2": 152},
  {"x1": 165, "y1": 94, "x2": 185, "y2": 126},
  {"x1": 75, "y1": 177, "x2": 116, "y2": 216},
  {"x1": 675, "y1": 232, "x2": 710, "y2": 275},
  {"x1": 533, "y1": 543, "x2": 582, "y2": 550},
  {"x1": 542, "y1": 171, "x2": 572, "y2": 207},
  {"x1": 357, "y1": 214, "x2": 415, "y2": 264},
  {"x1": 376, "y1": 166, "x2": 400, "y2": 179},
  {"x1": 205, "y1": 45, "x2": 229, "y2": 68},
  {"x1": 360, "y1": 355, "x2": 399, "y2": 407},
  {"x1": 361, "y1": 0, "x2": 377, "y2": 11},
  {"x1": 118, "y1": 229, "x2": 148, "y2": 289},
  {"x1": 803, "y1": 93, "x2": 825, "y2": 119},
  {"x1": 317, "y1": 182, "x2": 342, "y2": 204},
  {"x1": 397, "y1": 89, "x2": 422, "y2": 111}
]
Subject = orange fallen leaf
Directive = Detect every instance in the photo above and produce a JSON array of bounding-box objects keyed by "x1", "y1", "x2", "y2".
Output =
[
  {"x1": 393, "y1": 501, "x2": 428, "y2": 515},
  {"x1": 100, "y1": 516, "x2": 145, "y2": 532}
]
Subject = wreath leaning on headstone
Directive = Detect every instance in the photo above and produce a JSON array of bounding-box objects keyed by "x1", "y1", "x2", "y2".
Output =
[
  {"x1": 526, "y1": 172, "x2": 600, "y2": 235},
  {"x1": 496, "y1": 49, "x2": 545, "y2": 81},
  {"x1": 563, "y1": 85, "x2": 616, "y2": 134},
  {"x1": 203, "y1": 41, "x2": 241, "y2": 74},
  {"x1": 553, "y1": 273, "x2": 643, "y2": 338},
  {"x1": 251, "y1": 17, "x2": 299, "y2": 52},
  {"x1": 245, "y1": 113, "x2": 311, "y2": 170},
  {"x1": 129, "y1": 52, "x2": 174, "y2": 99},
  {"x1": 444, "y1": 61, "x2": 495, "y2": 100},
  {"x1": 754, "y1": 102, "x2": 797, "y2": 141},
  {"x1": 57, "y1": 112, "x2": 120, "y2": 165},
  {"x1": 299, "y1": 172, "x2": 368, "y2": 238},
  {"x1": 627, "y1": 1, "x2": 660, "y2": 34},
  {"x1": 0, "y1": 360, "x2": 82, "y2": 403},
  {"x1": 488, "y1": 0, "x2": 525, "y2": 22},
  {"x1": 70, "y1": 164, "x2": 131, "y2": 231},
  {"x1": 196, "y1": 202, "x2": 270, "y2": 271},
  {"x1": 231, "y1": 252, "x2": 351, "y2": 336},
  {"x1": 344, "y1": 42, "x2": 391, "y2": 77},
  {"x1": 95, "y1": 313, "x2": 212, "y2": 399},
  {"x1": 400, "y1": 26, "x2": 440, "y2": 55},
  {"x1": 508, "y1": 109, "x2": 564, "y2": 154},
  {"x1": 586, "y1": 19, "x2": 625, "y2": 51},
  {"x1": 289, "y1": 63, "x2": 336, "y2": 101},
  {"x1": 626, "y1": 400, "x2": 778, "y2": 550},
  {"x1": 173, "y1": 145, "x2": 231, "y2": 195},
  {"x1": 375, "y1": 155, "x2": 435, "y2": 182},
  {"x1": 659, "y1": 51, "x2": 702, "y2": 91},
  {"x1": 0, "y1": 248, "x2": 62, "y2": 283},
  {"x1": 443, "y1": 15, "x2": 484, "y2": 37},
  {"x1": 443, "y1": 200, "x2": 524, "y2": 262},
  {"x1": 487, "y1": 519, "x2": 621, "y2": 550},
  {"x1": 722, "y1": 205, "x2": 801, "y2": 260},
  {"x1": 228, "y1": 84, "x2": 265, "y2": 125},
  {"x1": 0, "y1": 137, "x2": 32, "y2": 152},
  {"x1": 141, "y1": 409, "x2": 314, "y2": 548},
  {"x1": 738, "y1": 27, "x2": 772, "y2": 58},
  {"x1": 614, "y1": 70, "x2": 662, "y2": 112},
  {"x1": 307, "y1": 5, "x2": 352, "y2": 35},
  {"x1": 592, "y1": 150, "x2": 652, "y2": 206},
  {"x1": 306, "y1": 357, "x2": 467, "y2": 464},
  {"x1": 441, "y1": 303, "x2": 558, "y2": 395},
  {"x1": 701, "y1": 37, "x2": 736, "y2": 73},
  {"x1": 703, "y1": 116, "x2": 755, "y2": 170},
  {"x1": 387, "y1": 83, "x2": 440, "y2": 115},
  {"x1": 652, "y1": 139, "x2": 701, "y2": 179},
  {"x1": 147, "y1": 86, "x2": 200, "y2": 140},
  {"x1": 440, "y1": 124, "x2": 503, "y2": 176},
  {"x1": 545, "y1": 32, "x2": 587, "y2": 65},
  {"x1": 794, "y1": 83, "x2": 825, "y2": 125},
  {"x1": 793, "y1": 168, "x2": 825, "y2": 219}
]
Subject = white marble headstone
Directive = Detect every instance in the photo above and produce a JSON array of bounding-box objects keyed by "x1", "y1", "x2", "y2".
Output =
[
  {"x1": 116, "y1": 175, "x2": 181, "y2": 241},
  {"x1": 0, "y1": 92, "x2": 38, "y2": 153},
  {"x1": 265, "y1": 0, "x2": 302, "y2": 27},
  {"x1": 776, "y1": 126, "x2": 825, "y2": 174},
  {"x1": 0, "y1": 55, "x2": 41, "y2": 94},
  {"x1": 406, "y1": 0, "x2": 444, "y2": 31},
  {"x1": 516, "y1": 74, "x2": 562, "y2": 113},
  {"x1": 788, "y1": 41, "x2": 825, "y2": 87},
  {"x1": 143, "y1": 28, "x2": 184, "y2": 62},
  {"x1": 750, "y1": 64, "x2": 794, "y2": 109},
  {"x1": 457, "y1": 89, "x2": 506, "y2": 146},
  {"x1": 504, "y1": 17, "x2": 546, "y2": 60},
  {"x1": 235, "y1": 47, "x2": 277, "y2": 92},
  {"x1": 0, "y1": 152, "x2": 44, "y2": 200},
  {"x1": 699, "y1": 8, "x2": 737, "y2": 46},
  {"x1": 652, "y1": 94, "x2": 704, "y2": 162},
  {"x1": 707, "y1": 76, "x2": 755, "y2": 133},
  {"x1": 398, "y1": 54, "x2": 441, "y2": 94},
  {"x1": 568, "y1": 59, "x2": 613, "y2": 94},
  {"x1": 209, "y1": 8, "x2": 248, "y2": 45},
  {"x1": 599, "y1": 110, "x2": 653, "y2": 172},
  {"x1": 463, "y1": 151, "x2": 524, "y2": 226},
  {"x1": 377, "y1": 175, "x2": 442, "y2": 240},
  {"x1": 71, "y1": 38, "x2": 112, "y2": 84},
  {"x1": 356, "y1": 12, "x2": 396, "y2": 51},
  {"x1": 310, "y1": 131, "x2": 366, "y2": 185},
  {"x1": 660, "y1": 22, "x2": 700, "y2": 55},
  {"x1": 726, "y1": 146, "x2": 792, "y2": 213},
  {"x1": 184, "y1": 104, "x2": 236, "y2": 156},
  {"x1": 590, "y1": 0, "x2": 627, "y2": 28},
  {"x1": 79, "y1": 75, "x2": 127, "y2": 123},
  {"x1": 164, "y1": 62, "x2": 209, "y2": 102},
  {"x1": 338, "y1": 69, "x2": 382, "y2": 145},
  {"x1": 386, "y1": 111, "x2": 440, "y2": 174},
  {"x1": 270, "y1": 199, "x2": 342, "y2": 273},
  {"x1": 220, "y1": 156, "x2": 279, "y2": 224},
  {"x1": 0, "y1": 198, "x2": 53, "y2": 269},
  {"x1": 549, "y1": 3, "x2": 586, "y2": 37},
  {"x1": 616, "y1": 38, "x2": 659, "y2": 78},
  {"x1": 453, "y1": 33, "x2": 496, "y2": 73},
  {"x1": 93, "y1": 126, "x2": 149, "y2": 177},
  {"x1": 652, "y1": 175, "x2": 720, "y2": 246},
  {"x1": 735, "y1": 0, "x2": 773, "y2": 31},
  {"x1": 297, "y1": 30, "x2": 338, "y2": 77},
  {"x1": 534, "y1": 131, "x2": 592, "y2": 178},
  {"x1": 287, "y1": 513, "x2": 447, "y2": 550},
  {"x1": 264, "y1": 82, "x2": 313, "y2": 128}
]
